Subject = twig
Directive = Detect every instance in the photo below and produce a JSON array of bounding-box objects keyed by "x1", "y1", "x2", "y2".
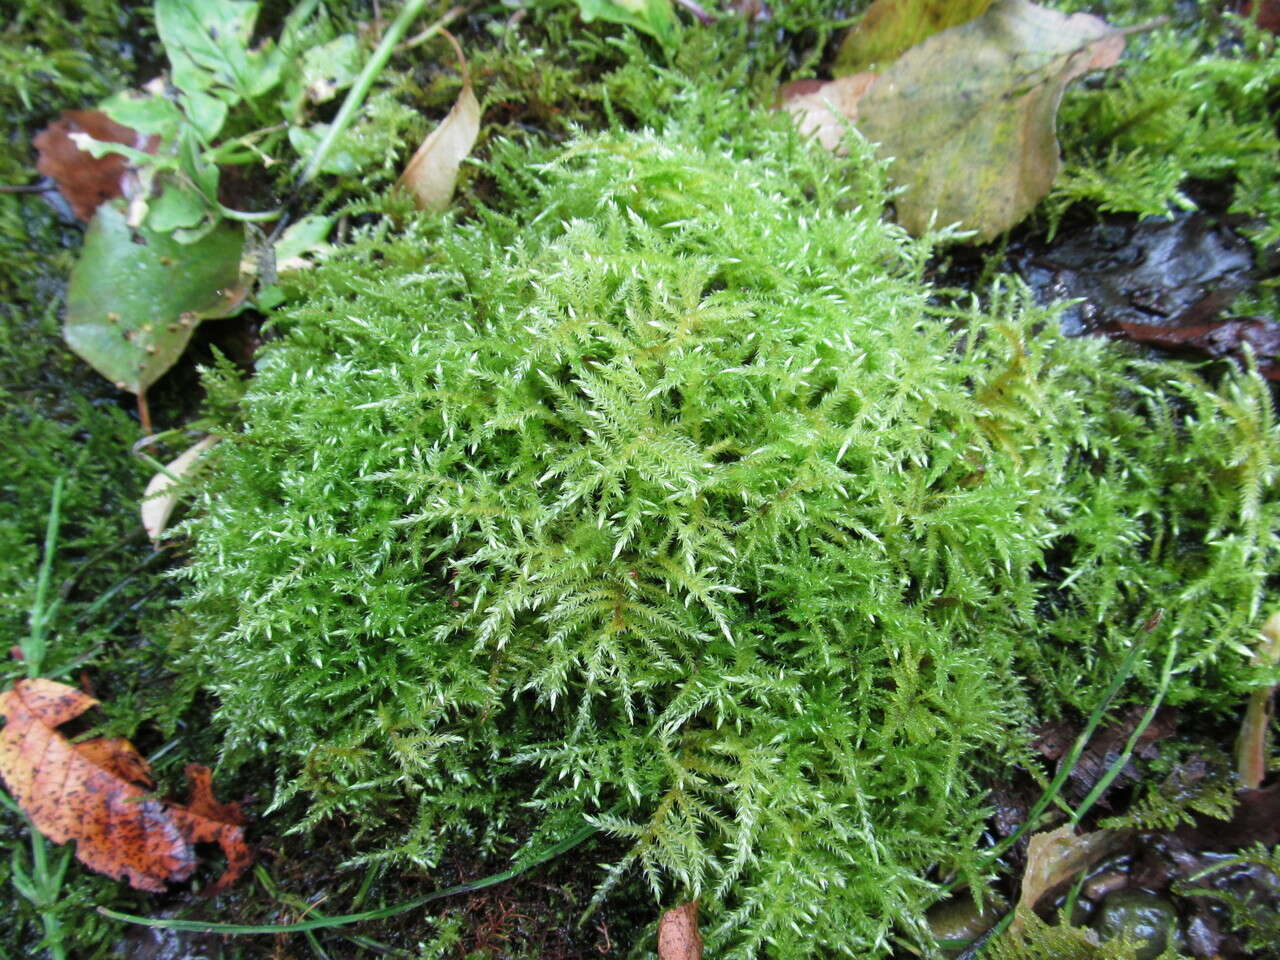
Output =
[
  {"x1": 297, "y1": 3, "x2": 464, "y2": 189},
  {"x1": 136, "y1": 389, "x2": 152, "y2": 436}
]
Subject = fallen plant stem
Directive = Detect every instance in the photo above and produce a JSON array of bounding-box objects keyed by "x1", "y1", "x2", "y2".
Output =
[
  {"x1": 70, "y1": 547, "x2": 173, "y2": 627},
  {"x1": 673, "y1": 0, "x2": 716, "y2": 25},
  {"x1": 55, "y1": 528, "x2": 145, "y2": 605},
  {"x1": 136, "y1": 389, "x2": 152, "y2": 437},
  {"x1": 297, "y1": 2, "x2": 464, "y2": 190},
  {"x1": 1237, "y1": 612, "x2": 1280, "y2": 789},
  {"x1": 944, "y1": 620, "x2": 1172, "y2": 958},
  {"x1": 953, "y1": 908, "x2": 1015, "y2": 960},
  {"x1": 252, "y1": 866, "x2": 394, "y2": 955},
  {"x1": 937, "y1": 624, "x2": 1152, "y2": 900},
  {"x1": 99, "y1": 819, "x2": 597, "y2": 934},
  {"x1": 24, "y1": 477, "x2": 65, "y2": 678},
  {"x1": 1073, "y1": 635, "x2": 1179, "y2": 824}
]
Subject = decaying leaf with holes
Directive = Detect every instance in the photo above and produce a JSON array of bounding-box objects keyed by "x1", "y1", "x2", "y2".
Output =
[
  {"x1": 63, "y1": 202, "x2": 244, "y2": 426},
  {"x1": 0, "y1": 678, "x2": 250, "y2": 893}
]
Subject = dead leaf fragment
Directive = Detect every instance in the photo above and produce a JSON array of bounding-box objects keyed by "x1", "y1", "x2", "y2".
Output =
[
  {"x1": 141, "y1": 435, "x2": 220, "y2": 542},
  {"x1": 1014, "y1": 824, "x2": 1127, "y2": 931},
  {"x1": 1236, "y1": 612, "x2": 1280, "y2": 789},
  {"x1": 833, "y1": 0, "x2": 994, "y2": 74},
  {"x1": 1115, "y1": 318, "x2": 1280, "y2": 381},
  {"x1": 33, "y1": 110, "x2": 157, "y2": 222},
  {"x1": 856, "y1": 0, "x2": 1127, "y2": 241},
  {"x1": 658, "y1": 900, "x2": 703, "y2": 960},
  {"x1": 0, "y1": 678, "x2": 250, "y2": 893},
  {"x1": 398, "y1": 33, "x2": 480, "y2": 213},
  {"x1": 781, "y1": 73, "x2": 878, "y2": 153}
]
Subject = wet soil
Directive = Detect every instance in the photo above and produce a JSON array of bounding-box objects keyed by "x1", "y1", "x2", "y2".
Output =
[{"x1": 932, "y1": 193, "x2": 1280, "y2": 381}]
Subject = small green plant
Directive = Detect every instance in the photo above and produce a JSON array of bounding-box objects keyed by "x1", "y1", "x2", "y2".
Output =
[
  {"x1": 1052, "y1": 4, "x2": 1280, "y2": 243},
  {"x1": 181, "y1": 87, "x2": 1280, "y2": 957},
  {"x1": 1181, "y1": 843, "x2": 1280, "y2": 953},
  {"x1": 4, "y1": 481, "x2": 74, "y2": 960}
]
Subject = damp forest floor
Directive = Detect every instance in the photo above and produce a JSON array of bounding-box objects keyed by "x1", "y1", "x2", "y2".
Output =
[{"x1": 4, "y1": 0, "x2": 1280, "y2": 958}]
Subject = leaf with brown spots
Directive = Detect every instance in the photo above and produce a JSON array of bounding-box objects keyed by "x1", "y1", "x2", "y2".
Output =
[
  {"x1": 33, "y1": 110, "x2": 158, "y2": 222},
  {"x1": 0, "y1": 678, "x2": 250, "y2": 893}
]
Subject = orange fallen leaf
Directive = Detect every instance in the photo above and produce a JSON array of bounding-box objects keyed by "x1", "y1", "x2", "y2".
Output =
[
  {"x1": 0, "y1": 678, "x2": 250, "y2": 893},
  {"x1": 658, "y1": 900, "x2": 703, "y2": 960},
  {"x1": 33, "y1": 110, "x2": 157, "y2": 222}
]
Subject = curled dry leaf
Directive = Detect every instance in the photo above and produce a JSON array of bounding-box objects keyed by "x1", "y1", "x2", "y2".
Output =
[
  {"x1": 855, "y1": 0, "x2": 1128, "y2": 241},
  {"x1": 1013, "y1": 824, "x2": 1127, "y2": 932},
  {"x1": 141, "y1": 435, "x2": 220, "y2": 543},
  {"x1": 398, "y1": 33, "x2": 480, "y2": 213},
  {"x1": 1236, "y1": 612, "x2": 1280, "y2": 789},
  {"x1": 780, "y1": 74, "x2": 878, "y2": 154},
  {"x1": 0, "y1": 678, "x2": 250, "y2": 893},
  {"x1": 33, "y1": 110, "x2": 158, "y2": 222},
  {"x1": 657, "y1": 900, "x2": 703, "y2": 960}
]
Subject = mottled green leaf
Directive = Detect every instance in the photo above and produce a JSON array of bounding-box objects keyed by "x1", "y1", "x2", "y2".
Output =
[
  {"x1": 155, "y1": 0, "x2": 283, "y2": 112},
  {"x1": 834, "y1": 0, "x2": 993, "y2": 75},
  {"x1": 574, "y1": 0, "x2": 679, "y2": 46},
  {"x1": 146, "y1": 182, "x2": 209, "y2": 233},
  {"x1": 100, "y1": 90, "x2": 185, "y2": 141},
  {"x1": 856, "y1": 0, "x2": 1126, "y2": 241},
  {"x1": 64, "y1": 204, "x2": 243, "y2": 394},
  {"x1": 281, "y1": 34, "x2": 362, "y2": 119}
]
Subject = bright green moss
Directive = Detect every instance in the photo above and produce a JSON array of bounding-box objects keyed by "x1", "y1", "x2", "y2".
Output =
[
  {"x1": 183, "y1": 104, "x2": 1280, "y2": 956},
  {"x1": 1052, "y1": 5, "x2": 1280, "y2": 243}
]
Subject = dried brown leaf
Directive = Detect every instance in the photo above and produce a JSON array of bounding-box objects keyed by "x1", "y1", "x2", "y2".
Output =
[
  {"x1": 398, "y1": 34, "x2": 480, "y2": 213},
  {"x1": 141, "y1": 435, "x2": 220, "y2": 543},
  {"x1": 33, "y1": 110, "x2": 157, "y2": 222},
  {"x1": 780, "y1": 73, "x2": 878, "y2": 153},
  {"x1": 0, "y1": 678, "x2": 250, "y2": 893},
  {"x1": 1014, "y1": 824, "x2": 1126, "y2": 931},
  {"x1": 1115, "y1": 318, "x2": 1280, "y2": 381}
]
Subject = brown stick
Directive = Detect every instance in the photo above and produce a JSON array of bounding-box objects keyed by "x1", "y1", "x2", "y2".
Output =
[{"x1": 137, "y1": 389, "x2": 153, "y2": 436}]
